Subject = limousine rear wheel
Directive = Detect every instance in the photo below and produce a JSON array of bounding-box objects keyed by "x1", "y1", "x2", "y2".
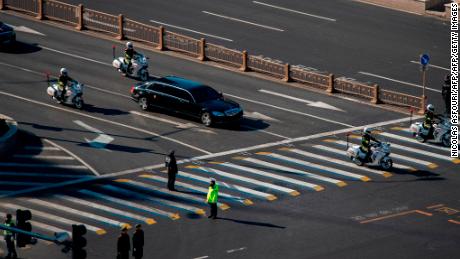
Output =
[
  {"x1": 139, "y1": 97, "x2": 149, "y2": 110},
  {"x1": 201, "y1": 112, "x2": 212, "y2": 127}
]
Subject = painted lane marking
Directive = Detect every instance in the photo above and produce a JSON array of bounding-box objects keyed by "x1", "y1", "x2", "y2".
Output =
[
  {"x1": 39, "y1": 45, "x2": 112, "y2": 67},
  {"x1": 0, "y1": 172, "x2": 86, "y2": 178},
  {"x1": 256, "y1": 152, "x2": 370, "y2": 181},
  {"x1": 0, "y1": 181, "x2": 51, "y2": 186},
  {"x1": 325, "y1": 139, "x2": 438, "y2": 169},
  {"x1": 410, "y1": 61, "x2": 449, "y2": 71},
  {"x1": 12, "y1": 154, "x2": 75, "y2": 160},
  {"x1": 212, "y1": 161, "x2": 315, "y2": 190},
  {"x1": 232, "y1": 157, "x2": 326, "y2": 190},
  {"x1": 79, "y1": 189, "x2": 179, "y2": 220},
  {"x1": 44, "y1": 139, "x2": 100, "y2": 176},
  {"x1": 149, "y1": 19, "x2": 233, "y2": 42},
  {"x1": 74, "y1": 120, "x2": 115, "y2": 150},
  {"x1": 225, "y1": 94, "x2": 353, "y2": 127},
  {"x1": 23, "y1": 198, "x2": 131, "y2": 229},
  {"x1": 130, "y1": 111, "x2": 216, "y2": 135},
  {"x1": 358, "y1": 71, "x2": 441, "y2": 93},
  {"x1": 259, "y1": 89, "x2": 344, "y2": 112},
  {"x1": 349, "y1": 134, "x2": 458, "y2": 163},
  {"x1": 202, "y1": 11, "x2": 284, "y2": 32},
  {"x1": 55, "y1": 194, "x2": 156, "y2": 225},
  {"x1": 240, "y1": 124, "x2": 290, "y2": 139},
  {"x1": 101, "y1": 184, "x2": 208, "y2": 214},
  {"x1": 360, "y1": 210, "x2": 432, "y2": 224},
  {"x1": 0, "y1": 163, "x2": 87, "y2": 169},
  {"x1": 448, "y1": 219, "x2": 460, "y2": 225},
  {"x1": 227, "y1": 246, "x2": 247, "y2": 253},
  {"x1": 381, "y1": 132, "x2": 451, "y2": 153},
  {"x1": 172, "y1": 170, "x2": 278, "y2": 201},
  {"x1": 139, "y1": 174, "x2": 253, "y2": 205},
  {"x1": 244, "y1": 111, "x2": 280, "y2": 122},
  {"x1": 0, "y1": 90, "x2": 212, "y2": 155},
  {"x1": 24, "y1": 146, "x2": 59, "y2": 151},
  {"x1": 7, "y1": 24, "x2": 46, "y2": 36},
  {"x1": 0, "y1": 203, "x2": 106, "y2": 235},
  {"x1": 253, "y1": 1, "x2": 336, "y2": 21},
  {"x1": 192, "y1": 256, "x2": 209, "y2": 259},
  {"x1": 186, "y1": 165, "x2": 298, "y2": 195},
  {"x1": 280, "y1": 148, "x2": 391, "y2": 177},
  {"x1": 250, "y1": 154, "x2": 347, "y2": 187},
  {"x1": 312, "y1": 145, "x2": 416, "y2": 171}
]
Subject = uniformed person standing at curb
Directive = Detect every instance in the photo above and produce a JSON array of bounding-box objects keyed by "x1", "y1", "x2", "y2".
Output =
[
  {"x1": 4, "y1": 213, "x2": 18, "y2": 259},
  {"x1": 132, "y1": 224, "x2": 144, "y2": 259},
  {"x1": 117, "y1": 226, "x2": 130, "y2": 259},
  {"x1": 442, "y1": 74, "x2": 451, "y2": 115},
  {"x1": 206, "y1": 178, "x2": 219, "y2": 219},
  {"x1": 165, "y1": 150, "x2": 178, "y2": 191}
]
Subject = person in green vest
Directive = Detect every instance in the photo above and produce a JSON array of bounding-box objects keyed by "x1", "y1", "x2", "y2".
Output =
[
  {"x1": 4, "y1": 213, "x2": 18, "y2": 259},
  {"x1": 206, "y1": 178, "x2": 219, "y2": 219}
]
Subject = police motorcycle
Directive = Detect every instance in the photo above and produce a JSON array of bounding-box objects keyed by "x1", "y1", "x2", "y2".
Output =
[
  {"x1": 46, "y1": 78, "x2": 84, "y2": 109},
  {"x1": 112, "y1": 45, "x2": 149, "y2": 81},
  {"x1": 346, "y1": 129, "x2": 393, "y2": 170},
  {"x1": 409, "y1": 117, "x2": 451, "y2": 147}
]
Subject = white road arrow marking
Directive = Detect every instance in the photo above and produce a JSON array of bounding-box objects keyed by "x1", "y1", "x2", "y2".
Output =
[
  {"x1": 243, "y1": 111, "x2": 280, "y2": 122},
  {"x1": 74, "y1": 120, "x2": 114, "y2": 150},
  {"x1": 130, "y1": 111, "x2": 216, "y2": 134},
  {"x1": 259, "y1": 89, "x2": 345, "y2": 112},
  {"x1": 7, "y1": 24, "x2": 46, "y2": 36}
]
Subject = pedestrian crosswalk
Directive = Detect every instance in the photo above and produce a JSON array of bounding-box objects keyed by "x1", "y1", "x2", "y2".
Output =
[{"x1": 0, "y1": 121, "x2": 457, "y2": 240}]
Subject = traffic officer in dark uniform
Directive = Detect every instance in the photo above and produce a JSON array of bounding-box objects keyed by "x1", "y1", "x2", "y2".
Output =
[
  {"x1": 165, "y1": 150, "x2": 178, "y2": 191},
  {"x1": 441, "y1": 74, "x2": 451, "y2": 115},
  {"x1": 360, "y1": 127, "x2": 380, "y2": 162},
  {"x1": 117, "y1": 226, "x2": 130, "y2": 259},
  {"x1": 132, "y1": 224, "x2": 144, "y2": 259}
]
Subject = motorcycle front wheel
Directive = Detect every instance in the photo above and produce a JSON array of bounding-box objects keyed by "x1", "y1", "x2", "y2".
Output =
[
  {"x1": 442, "y1": 134, "x2": 451, "y2": 147},
  {"x1": 352, "y1": 157, "x2": 364, "y2": 166},
  {"x1": 140, "y1": 70, "x2": 149, "y2": 81},
  {"x1": 74, "y1": 97, "x2": 84, "y2": 109},
  {"x1": 380, "y1": 157, "x2": 393, "y2": 170}
]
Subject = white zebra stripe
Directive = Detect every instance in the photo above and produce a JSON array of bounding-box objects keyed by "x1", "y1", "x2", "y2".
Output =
[{"x1": 55, "y1": 194, "x2": 156, "y2": 225}]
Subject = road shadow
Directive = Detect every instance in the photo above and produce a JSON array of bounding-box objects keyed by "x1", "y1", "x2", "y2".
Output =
[
  {"x1": 215, "y1": 217, "x2": 286, "y2": 229},
  {"x1": 0, "y1": 41, "x2": 41, "y2": 54},
  {"x1": 84, "y1": 104, "x2": 129, "y2": 116}
]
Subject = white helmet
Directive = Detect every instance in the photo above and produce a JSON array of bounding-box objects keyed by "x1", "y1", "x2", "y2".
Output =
[
  {"x1": 363, "y1": 127, "x2": 371, "y2": 134},
  {"x1": 126, "y1": 42, "x2": 133, "y2": 49},
  {"x1": 60, "y1": 68, "x2": 68, "y2": 76},
  {"x1": 426, "y1": 104, "x2": 434, "y2": 112}
]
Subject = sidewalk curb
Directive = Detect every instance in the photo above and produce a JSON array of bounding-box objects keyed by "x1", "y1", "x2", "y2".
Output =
[{"x1": 0, "y1": 114, "x2": 18, "y2": 159}]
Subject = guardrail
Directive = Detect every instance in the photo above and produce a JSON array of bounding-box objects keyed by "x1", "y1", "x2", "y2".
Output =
[{"x1": 0, "y1": 0, "x2": 425, "y2": 113}]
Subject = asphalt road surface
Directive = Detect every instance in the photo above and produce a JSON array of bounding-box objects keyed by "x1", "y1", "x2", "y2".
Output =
[
  {"x1": 0, "y1": 10, "x2": 458, "y2": 259},
  {"x1": 61, "y1": 0, "x2": 450, "y2": 111}
]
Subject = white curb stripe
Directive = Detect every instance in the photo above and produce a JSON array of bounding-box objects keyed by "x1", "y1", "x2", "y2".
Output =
[
  {"x1": 215, "y1": 162, "x2": 318, "y2": 190},
  {"x1": 187, "y1": 165, "x2": 298, "y2": 195},
  {"x1": 282, "y1": 148, "x2": 392, "y2": 177},
  {"x1": 381, "y1": 132, "x2": 451, "y2": 152},
  {"x1": 79, "y1": 189, "x2": 179, "y2": 220},
  {"x1": 0, "y1": 203, "x2": 105, "y2": 234},
  {"x1": 101, "y1": 184, "x2": 208, "y2": 214},
  {"x1": 23, "y1": 198, "x2": 130, "y2": 229},
  {"x1": 258, "y1": 152, "x2": 369, "y2": 181},
  {"x1": 237, "y1": 156, "x2": 343, "y2": 187},
  {"x1": 139, "y1": 174, "x2": 252, "y2": 205},
  {"x1": 55, "y1": 194, "x2": 156, "y2": 225},
  {"x1": 177, "y1": 169, "x2": 277, "y2": 200}
]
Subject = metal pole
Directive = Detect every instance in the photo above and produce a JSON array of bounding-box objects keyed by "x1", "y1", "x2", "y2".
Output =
[{"x1": 422, "y1": 68, "x2": 426, "y2": 98}]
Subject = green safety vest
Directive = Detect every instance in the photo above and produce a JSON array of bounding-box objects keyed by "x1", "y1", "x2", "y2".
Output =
[
  {"x1": 207, "y1": 184, "x2": 219, "y2": 203},
  {"x1": 3, "y1": 220, "x2": 14, "y2": 236}
]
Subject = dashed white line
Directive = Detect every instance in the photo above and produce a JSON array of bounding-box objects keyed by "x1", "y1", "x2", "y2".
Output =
[
  {"x1": 24, "y1": 146, "x2": 59, "y2": 151},
  {"x1": 227, "y1": 246, "x2": 247, "y2": 253},
  {"x1": 149, "y1": 19, "x2": 233, "y2": 42},
  {"x1": 192, "y1": 256, "x2": 209, "y2": 259},
  {"x1": 39, "y1": 45, "x2": 112, "y2": 67},
  {"x1": 358, "y1": 71, "x2": 441, "y2": 93},
  {"x1": 202, "y1": 11, "x2": 284, "y2": 32},
  {"x1": 13, "y1": 154, "x2": 75, "y2": 160},
  {"x1": 253, "y1": 1, "x2": 336, "y2": 22},
  {"x1": 409, "y1": 61, "x2": 449, "y2": 71}
]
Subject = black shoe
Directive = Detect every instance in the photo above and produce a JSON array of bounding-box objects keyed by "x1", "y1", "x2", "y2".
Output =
[{"x1": 208, "y1": 215, "x2": 213, "y2": 218}]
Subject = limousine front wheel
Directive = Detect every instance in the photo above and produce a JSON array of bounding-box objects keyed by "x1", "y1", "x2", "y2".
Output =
[
  {"x1": 201, "y1": 112, "x2": 212, "y2": 127},
  {"x1": 139, "y1": 97, "x2": 149, "y2": 110}
]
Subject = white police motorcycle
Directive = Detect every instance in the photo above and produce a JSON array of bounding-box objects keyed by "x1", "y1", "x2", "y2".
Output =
[
  {"x1": 347, "y1": 141, "x2": 393, "y2": 170},
  {"x1": 46, "y1": 79, "x2": 84, "y2": 109},
  {"x1": 112, "y1": 53, "x2": 149, "y2": 81},
  {"x1": 410, "y1": 118, "x2": 451, "y2": 146}
]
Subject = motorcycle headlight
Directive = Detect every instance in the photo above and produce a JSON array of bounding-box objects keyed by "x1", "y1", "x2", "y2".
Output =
[{"x1": 212, "y1": 111, "x2": 225, "y2": 117}]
